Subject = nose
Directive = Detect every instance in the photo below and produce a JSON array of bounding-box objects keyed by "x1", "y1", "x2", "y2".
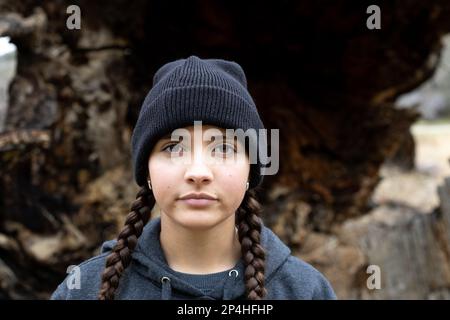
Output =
[{"x1": 184, "y1": 151, "x2": 213, "y2": 186}]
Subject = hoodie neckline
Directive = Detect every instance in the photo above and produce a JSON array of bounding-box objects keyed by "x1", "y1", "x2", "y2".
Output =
[{"x1": 101, "y1": 216, "x2": 292, "y2": 300}]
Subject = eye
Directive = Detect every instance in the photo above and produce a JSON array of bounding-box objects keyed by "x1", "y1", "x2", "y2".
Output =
[
  {"x1": 212, "y1": 143, "x2": 236, "y2": 156},
  {"x1": 162, "y1": 143, "x2": 184, "y2": 155}
]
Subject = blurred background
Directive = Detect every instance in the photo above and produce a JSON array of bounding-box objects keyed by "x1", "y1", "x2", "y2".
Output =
[{"x1": 1, "y1": 0, "x2": 450, "y2": 299}]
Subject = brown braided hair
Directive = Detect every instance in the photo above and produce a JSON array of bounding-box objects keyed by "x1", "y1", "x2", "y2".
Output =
[
  {"x1": 236, "y1": 189, "x2": 268, "y2": 299},
  {"x1": 98, "y1": 184, "x2": 154, "y2": 300},
  {"x1": 97, "y1": 185, "x2": 267, "y2": 300}
]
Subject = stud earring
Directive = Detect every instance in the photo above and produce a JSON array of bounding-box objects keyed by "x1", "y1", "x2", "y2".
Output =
[{"x1": 245, "y1": 181, "x2": 249, "y2": 191}]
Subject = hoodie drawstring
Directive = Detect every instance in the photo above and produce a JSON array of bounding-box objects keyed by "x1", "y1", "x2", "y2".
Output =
[
  {"x1": 161, "y1": 276, "x2": 172, "y2": 300},
  {"x1": 222, "y1": 269, "x2": 240, "y2": 300}
]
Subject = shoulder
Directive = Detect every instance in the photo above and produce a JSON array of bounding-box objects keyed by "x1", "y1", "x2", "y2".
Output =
[
  {"x1": 266, "y1": 255, "x2": 337, "y2": 300},
  {"x1": 50, "y1": 253, "x2": 108, "y2": 300}
]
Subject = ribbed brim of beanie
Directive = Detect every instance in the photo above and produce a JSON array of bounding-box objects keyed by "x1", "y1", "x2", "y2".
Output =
[{"x1": 131, "y1": 55, "x2": 265, "y2": 189}]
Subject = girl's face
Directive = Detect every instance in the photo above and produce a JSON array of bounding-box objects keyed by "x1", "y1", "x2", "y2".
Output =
[{"x1": 147, "y1": 125, "x2": 250, "y2": 230}]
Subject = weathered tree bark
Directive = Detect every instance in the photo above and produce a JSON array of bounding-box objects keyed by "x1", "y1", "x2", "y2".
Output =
[
  {"x1": 1, "y1": 0, "x2": 450, "y2": 299},
  {"x1": 331, "y1": 175, "x2": 450, "y2": 299}
]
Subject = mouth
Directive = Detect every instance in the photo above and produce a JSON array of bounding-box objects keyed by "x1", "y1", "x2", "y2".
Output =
[
  {"x1": 179, "y1": 198, "x2": 218, "y2": 208},
  {"x1": 178, "y1": 192, "x2": 218, "y2": 208}
]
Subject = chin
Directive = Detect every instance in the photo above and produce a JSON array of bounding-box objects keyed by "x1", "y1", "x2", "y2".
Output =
[{"x1": 174, "y1": 211, "x2": 224, "y2": 230}]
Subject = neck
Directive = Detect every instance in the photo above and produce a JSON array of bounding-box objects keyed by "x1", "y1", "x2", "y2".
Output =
[{"x1": 159, "y1": 213, "x2": 242, "y2": 274}]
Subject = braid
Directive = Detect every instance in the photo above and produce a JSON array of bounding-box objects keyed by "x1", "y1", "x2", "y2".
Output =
[
  {"x1": 236, "y1": 189, "x2": 268, "y2": 300},
  {"x1": 98, "y1": 185, "x2": 155, "y2": 300}
]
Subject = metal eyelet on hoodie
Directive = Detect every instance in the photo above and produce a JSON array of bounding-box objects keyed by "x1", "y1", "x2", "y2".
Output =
[{"x1": 228, "y1": 269, "x2": 239, "y2": 277}]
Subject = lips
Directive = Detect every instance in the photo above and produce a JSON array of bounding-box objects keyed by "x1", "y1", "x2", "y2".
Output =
[
  {"x1": 180, "y1": 198, "x2": 217, "y2": 207},
  {"x1": 179, "y1": 193, "x2": 218, "y2": 200},
  {"x1": 178, "y1": 192, "x2": 218, "y2": 208}
]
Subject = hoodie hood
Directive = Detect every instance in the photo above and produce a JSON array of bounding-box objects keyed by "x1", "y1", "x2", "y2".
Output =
[{"x1": 100, "y1": 216, "x2": 291, "y2": 300}]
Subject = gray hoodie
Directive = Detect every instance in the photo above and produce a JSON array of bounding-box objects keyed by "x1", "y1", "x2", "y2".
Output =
[{"x1": 50, "y1": 217, "x2": 337, "y2": 300}]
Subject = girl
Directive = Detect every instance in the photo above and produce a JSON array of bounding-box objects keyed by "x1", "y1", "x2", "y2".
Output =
[{"x1": 50, "y1": 55, "x2": 337, "y2": 300}]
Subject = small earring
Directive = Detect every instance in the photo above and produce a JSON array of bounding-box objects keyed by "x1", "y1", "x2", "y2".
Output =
[
  {"x1": 147, "y1": 179, "x2": 152, "y2": 190},
  {"x1": 245, "y1": 181, "x2": 249, "y2": 191}
]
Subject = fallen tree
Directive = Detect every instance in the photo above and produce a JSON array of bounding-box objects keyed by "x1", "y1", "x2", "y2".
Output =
[{"x1": 1, "y1": 0, "x2": 450, "y2": 298}]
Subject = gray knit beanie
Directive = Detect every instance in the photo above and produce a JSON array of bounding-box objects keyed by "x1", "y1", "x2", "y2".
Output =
[{"x1": 131, "y1": 55, "x2": 265, "y2": 190}]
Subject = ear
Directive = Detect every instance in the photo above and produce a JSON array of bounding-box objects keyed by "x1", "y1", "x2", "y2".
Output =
[{"x1": 147, "y1": 175, "x2": 152, "y2": 190}]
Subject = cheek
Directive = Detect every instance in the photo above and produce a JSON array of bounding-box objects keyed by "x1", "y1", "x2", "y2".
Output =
[
  {"x1": 220, "y1": 170, "x2": 248, "y2": 209},
  {"x1": 222, "y1": 173, "x2": 243, "y2": 193},
  {"x1": 149, "y1": 161, "x2": 179, "y2": 202}
]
